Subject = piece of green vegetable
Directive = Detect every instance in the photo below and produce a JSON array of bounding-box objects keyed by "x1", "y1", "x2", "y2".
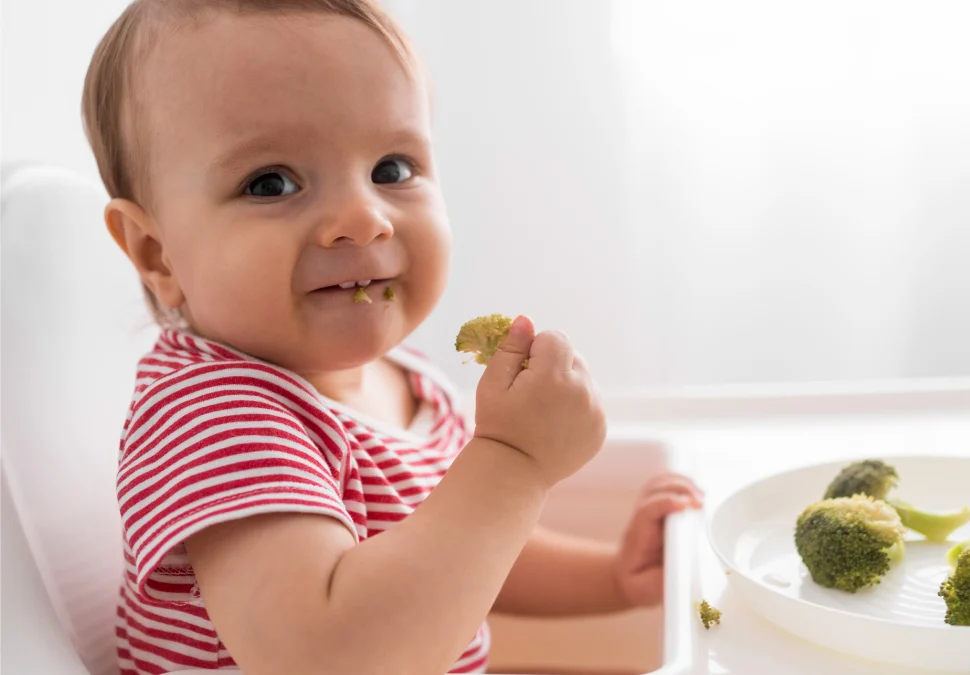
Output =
[
  {"x1": 939, "y1": 548, "x2": 970, "y2": 626},
  {"x1": 697, "y1": 600, "x2": 722, "y2": 629},
  {"x1": 795, "y1": 494, "x2": 905, "y2": 593},
  {"x1": 455, "y1": 314, "x2": 513, "y2": 365},
  {"x1": 824, "y1": 460, "x2": 970, "y2": 543}
]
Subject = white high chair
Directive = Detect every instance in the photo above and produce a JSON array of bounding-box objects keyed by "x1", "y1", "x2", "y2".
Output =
[
  {"x1": 0, "y1": 164, "x2": 676, "y2": 675},
  {"x1": 1, "y1": 164, "x2": 157, "y2": 675}
]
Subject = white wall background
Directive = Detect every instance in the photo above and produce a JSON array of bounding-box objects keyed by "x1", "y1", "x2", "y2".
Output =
[{"x1": 4, "y1": 0, "x2": 970, "y2": 393}]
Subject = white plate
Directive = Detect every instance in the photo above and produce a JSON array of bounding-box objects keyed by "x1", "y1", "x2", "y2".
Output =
[{"x1": 708, "y1": 455, "x2": 970, "y2": 673}]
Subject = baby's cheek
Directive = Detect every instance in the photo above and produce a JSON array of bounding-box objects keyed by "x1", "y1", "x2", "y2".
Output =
[
  {"x1": 407, "y1": 224, "x2": 451, "y2": 317},
  {"x1": 186, "y1": 243, "x2": 292, "y2": 336}
]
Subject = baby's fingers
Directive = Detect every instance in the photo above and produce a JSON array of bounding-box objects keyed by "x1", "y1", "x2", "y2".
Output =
[
  {"x1": 529, "y1": 330, "x2": 575, "y2": 374},
  {"x1": 640, "y1": 473, "x2": 704, "y2": 503},
  {"x1": 633, "y1": 491, "x2": 700, "y2": 525},
  {"x1": 623, "y1": 492, "x2": 698, "y2": 559},
  {"x1": 481, "y1": 315, "x2": 535, "y2": 390}
]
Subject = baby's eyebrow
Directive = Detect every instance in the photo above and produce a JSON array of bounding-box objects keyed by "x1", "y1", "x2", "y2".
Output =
[
  {"x1": 207, "y1": 126, "x2": 433, "y2": 178},
  {"x1": 380, "y1": 127, "x2": 432, "y2": 149},
  {"x1": 207, "y1": 134, "x2": 284, "y2": 178}
]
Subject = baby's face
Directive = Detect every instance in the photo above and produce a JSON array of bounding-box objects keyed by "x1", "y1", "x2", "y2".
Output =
[{"x1": 141, "y1": 12, "x2": 450, "y2": 374}]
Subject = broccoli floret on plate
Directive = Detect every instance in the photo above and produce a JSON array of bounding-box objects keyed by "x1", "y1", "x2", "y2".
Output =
[
  {"x1": 824, "y1": 459, "x2": 898, "y2": 501},
  {"x1": 939, "y1": 548, "x2": 970, "y2": 626},
  {"x1": 795, "y1": 494, "x2": 905, "y2": 593},
  {"x1": 824, "y1": 459, "x2": 970, "y2": 543},
  {"x1": 455, "y1": 314, "x2": 513, "y2": 365}
]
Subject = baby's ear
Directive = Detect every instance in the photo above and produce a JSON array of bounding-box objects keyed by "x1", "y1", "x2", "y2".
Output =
[{"x1": 104, "y1": 198, "x2": 185, "y2": 310}]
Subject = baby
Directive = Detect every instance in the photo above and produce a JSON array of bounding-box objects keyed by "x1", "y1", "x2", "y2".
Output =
[{"x1": 82, "y1": 2, "x2": 702, "y2": 673}]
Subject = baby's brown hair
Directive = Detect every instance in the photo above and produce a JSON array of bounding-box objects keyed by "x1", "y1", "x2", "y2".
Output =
[{"x1": 81, "y1": 0, "x2": 412, "y2": 322}]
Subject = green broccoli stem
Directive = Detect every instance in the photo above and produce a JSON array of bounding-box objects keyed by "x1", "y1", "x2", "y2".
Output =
[
  {"x1": 948, "y1": 540, "x2": 970, "y2": 569},
  {"x1": 888, "y1": 499, "x2": 970, "y2": 543}
]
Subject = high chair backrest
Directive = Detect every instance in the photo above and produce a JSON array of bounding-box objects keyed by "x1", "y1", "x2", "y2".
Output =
[
  {"x1": 2, "y1": 467, "x2": 97, "y2": 675},
  {"x1": 1, "y1": 164, "x2": 158, "y2": 675}
]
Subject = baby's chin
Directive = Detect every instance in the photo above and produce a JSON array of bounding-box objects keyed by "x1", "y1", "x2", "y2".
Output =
[
  {"x1": 276, "y1": 302, "x2": 417, "y2": 373},
  {"x1": 296, "y1": 332, "x2": 405, "y2": 373},
  {"x1": 188, "y1": 284, "x2": 427, "y2": 374}
]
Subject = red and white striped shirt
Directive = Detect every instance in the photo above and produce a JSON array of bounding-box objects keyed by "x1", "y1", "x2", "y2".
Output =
[{"x1": 116, "y1": 329, "x2": 489, "y2": 674}]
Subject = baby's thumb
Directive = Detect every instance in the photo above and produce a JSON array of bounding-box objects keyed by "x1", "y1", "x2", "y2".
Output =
[{"x1": 481, "y1": 316, "x2": 535, "y2": 390}]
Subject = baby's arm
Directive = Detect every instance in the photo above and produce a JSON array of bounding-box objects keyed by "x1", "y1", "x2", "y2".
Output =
[
  {"x1": 493, "y1": 472, "x2": 703, "y2": 615},
  {"x1": 491, "y1": 526, "x2": 626, "y2": 615},
  {"x1": 186, "y1": 317, "x2": 606, "y2": 675},
  {"x1": 187, "y1": 437, "x2": 545, "y2": 675}
]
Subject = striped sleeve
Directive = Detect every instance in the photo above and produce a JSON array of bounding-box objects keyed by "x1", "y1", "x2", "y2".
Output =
[{"x1": 117, "y1": 361, "x2": 358, "y2": 602}]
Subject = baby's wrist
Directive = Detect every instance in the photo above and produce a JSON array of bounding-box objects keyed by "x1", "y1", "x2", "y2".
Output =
[
  {"x1": 468, "y1": 434, "x2": 552, "y2": 494},
  {"x1": 608, "y1": 555, "x2": 636, "y2": 610}
]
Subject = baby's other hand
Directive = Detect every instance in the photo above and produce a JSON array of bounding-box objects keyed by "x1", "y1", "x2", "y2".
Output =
[{"x1": 612, "y1": 472, "x2": 703, "y2": 607}]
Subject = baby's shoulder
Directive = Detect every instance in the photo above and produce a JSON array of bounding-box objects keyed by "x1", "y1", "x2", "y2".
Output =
[{"x1": 125, "y1": 330, "x2": 338, "y2": 439}]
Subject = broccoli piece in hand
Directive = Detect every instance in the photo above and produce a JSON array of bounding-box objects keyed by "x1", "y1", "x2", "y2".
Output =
[
  {"x1": 455, "y1": 314, "x2": 513, "y2": 365},
  {"x1": 795, "y1": 494, "x2": 905, "y2": 593},
  {"x1": 697, "y1": 600, "x2": 721, "y2": 629},
  {"x1": 939, "y1": 548, "x2": 970, "y2": 626},
  {"x1": 824, "y1": 459, "x2": 970, "y2": 543}
]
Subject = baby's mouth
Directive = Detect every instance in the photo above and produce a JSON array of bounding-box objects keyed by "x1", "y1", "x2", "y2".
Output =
[{"x1": 312, "y1": 278, "x2": 393, "y2": 294}]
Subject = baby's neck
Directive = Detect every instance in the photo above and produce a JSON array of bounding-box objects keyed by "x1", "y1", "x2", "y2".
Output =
[
  {"x1": 302, "y1": 359, "x2": 418, "y2": 430},
  {"x1": 302, "y1": 364, "x2": 369, "y2": 402}
]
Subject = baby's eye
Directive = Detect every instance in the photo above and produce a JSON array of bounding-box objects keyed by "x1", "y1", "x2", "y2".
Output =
[
  {"x1": 245, "y1": 171, "x2": 300, "y2": 198},
  {"x1": 372, "y1": 158, "x2": 414, "y2": 185}
]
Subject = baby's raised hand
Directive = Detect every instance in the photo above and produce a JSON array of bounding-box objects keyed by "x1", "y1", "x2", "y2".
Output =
[
  {"x1": 473, "y1": 315, "x2": 606, "y2": 488},
  {"x1": 612, "y1": 472, "x2": 704, "y2": 607}
]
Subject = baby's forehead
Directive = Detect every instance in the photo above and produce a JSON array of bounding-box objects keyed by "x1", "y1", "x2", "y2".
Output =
[
  {"x1": 136, "y1": 11, "x2": 429, "y2": 170},
  {"x1": 142, "y1": 12, "x2": 420, "y2": 108}
]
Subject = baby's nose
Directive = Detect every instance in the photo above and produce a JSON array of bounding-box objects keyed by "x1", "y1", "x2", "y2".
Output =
[{"x1": 314, "y1": 196, "x2": 394, "y2": 247}]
